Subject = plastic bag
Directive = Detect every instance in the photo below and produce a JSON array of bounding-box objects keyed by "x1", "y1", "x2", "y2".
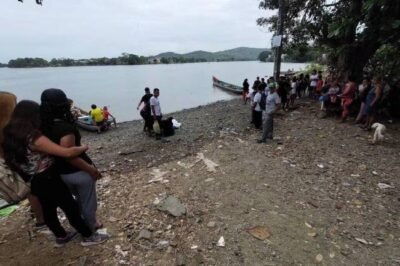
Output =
[{"x1": 153, "y1": 120, "x2": 161, "y2": 134}]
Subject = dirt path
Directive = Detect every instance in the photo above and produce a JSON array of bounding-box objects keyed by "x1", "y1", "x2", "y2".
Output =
[{"x1": 0, "y1": 98, "x2": 399, "y2": 265}]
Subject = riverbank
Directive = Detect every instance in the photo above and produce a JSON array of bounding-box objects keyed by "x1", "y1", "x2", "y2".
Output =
[{"x1": 1, "y1": 98, "x2": 399, "y2": 265}]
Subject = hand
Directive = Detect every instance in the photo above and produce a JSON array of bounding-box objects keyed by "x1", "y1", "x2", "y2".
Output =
[
  {"x1": 81, "y1": 144, "x2": 89, "y2": 152},
  {"x1": 88, "y1": 166, "x2": 102, "y2": 180}
]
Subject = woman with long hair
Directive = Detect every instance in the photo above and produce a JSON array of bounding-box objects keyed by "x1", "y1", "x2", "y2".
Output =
[
  {"x1": 2, "y1": 100, "x2": 107, "y2": 247},
  {"x1": 0, "y1": 92, "x2": 45, "y2": 230},
  {"x1": 40, "y1": 88, "x2": 103, "y2": 232}
]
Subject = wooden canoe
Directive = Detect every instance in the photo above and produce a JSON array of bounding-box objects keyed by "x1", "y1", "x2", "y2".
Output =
[{"x1": 212, "y1": 76, "x2": 242, "y2": 94}]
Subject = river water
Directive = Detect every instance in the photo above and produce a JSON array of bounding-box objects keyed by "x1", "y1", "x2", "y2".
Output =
[{"x1": 0, "y1": 61, "x2": 306, "y2": 122}]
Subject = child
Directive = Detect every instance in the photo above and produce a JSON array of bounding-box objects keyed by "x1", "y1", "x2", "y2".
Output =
[{"x1": 103, "y1": 106, "x2": 117, "y2": 128}]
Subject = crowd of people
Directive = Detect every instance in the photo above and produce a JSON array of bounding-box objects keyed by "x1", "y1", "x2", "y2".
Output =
[
  {"x1": 0, "y1": 89, "x2": 109, "y2": 247},
  {"x1": 244, "y1": 70, "x2": 389, "y2": 142}
]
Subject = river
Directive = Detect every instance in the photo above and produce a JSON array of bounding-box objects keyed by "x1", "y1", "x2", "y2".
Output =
[{"x1": 0, "y1": 61, "x2": 306, "y2": 122}]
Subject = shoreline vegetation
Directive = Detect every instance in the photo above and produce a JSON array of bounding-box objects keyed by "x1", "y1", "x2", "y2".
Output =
[{"x1": 0, "y1": 46, "x2": 319, "y2": 69}]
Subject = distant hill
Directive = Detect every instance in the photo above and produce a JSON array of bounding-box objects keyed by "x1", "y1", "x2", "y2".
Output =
[{"x1": 155, "y1": 47, "x2": 269, "y2": 61}]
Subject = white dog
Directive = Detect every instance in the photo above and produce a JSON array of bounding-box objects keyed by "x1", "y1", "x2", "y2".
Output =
[{"x1": 371, "y1": 123, "x2": 386, "y2": 144}]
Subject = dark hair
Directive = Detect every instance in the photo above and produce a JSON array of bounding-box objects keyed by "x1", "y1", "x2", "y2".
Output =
[
  {"x1": 91, "y1": 104, "x2": 97, "y2": 109},
  {"x1": 145, "y1": 87, "x2": 150, "y2": 92},
  {"x1": 154, "y1": 88, "x2": 159, "y2": 93},
  {"x1": 40, "y1": 88, "x2": 75, "y2": 136},
  {"x1": 2, "y1": 100, "x2": 42, "y2": 170}
]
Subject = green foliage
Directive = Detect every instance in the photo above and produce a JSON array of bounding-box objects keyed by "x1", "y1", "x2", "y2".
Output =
[
  {"x1": 258, "y1": 51, "x2": 272, "y2": 62},
  {"x1": 258, "y1": 0, "x2": 400, "y2": 80},
  {"x1": 8, "y1": 58, "x2": 49, "y2": 68}
]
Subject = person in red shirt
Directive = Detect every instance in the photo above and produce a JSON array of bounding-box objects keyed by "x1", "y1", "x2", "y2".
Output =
[
  {"x1": 339, "y1": 76, "x2": 357, "y2": 122},
  {"x1": 102, "y1": 106, "x2": 117, "y2": 128}
]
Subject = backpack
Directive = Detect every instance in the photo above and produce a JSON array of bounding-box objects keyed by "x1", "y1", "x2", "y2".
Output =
[
  {"x1": 0, "y1": 158, "x2": 30, "y2": 203},
  {"x1": 259, "y1": 92, "x2": 267, "y2": 110}
]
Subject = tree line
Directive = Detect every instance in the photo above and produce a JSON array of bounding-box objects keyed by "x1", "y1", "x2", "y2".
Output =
[{"x1": 257, "y1": 0, "x2": 400, "y2": 83}]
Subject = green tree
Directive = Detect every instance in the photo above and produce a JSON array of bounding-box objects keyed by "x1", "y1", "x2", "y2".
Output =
[
  {"x1": 258, "y1": 50, "x2": 273, "y2": 62},
  {"x1": 257, "y1": 0, "x2": 400, "y2": 80}
]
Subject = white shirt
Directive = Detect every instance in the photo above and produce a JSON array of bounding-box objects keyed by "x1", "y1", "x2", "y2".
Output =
[
  {"x1": 290, "y1": 82, "x2": 297, "y2": 95},
  {"x1": 265, "y1": 92, "x2": 281, "y2": 114},
  {"x1": 310, "y1": 74, "x2": 318, "y2": 87},
  {"x1": 253, "y1": 92, "x2": 262, "y2": 112},
  {"x1": 150, "y1": 96, "x2": 161, "y2": 116}
]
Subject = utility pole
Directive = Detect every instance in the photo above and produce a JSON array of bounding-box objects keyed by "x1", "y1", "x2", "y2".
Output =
[{"x1": 273, "y1": 0, "x2": 285, "y2": 81}]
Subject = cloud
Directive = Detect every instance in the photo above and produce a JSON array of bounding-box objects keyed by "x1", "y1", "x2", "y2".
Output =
[{"x1": 0, "y1": 0, "x2": 275, "y2": 62}]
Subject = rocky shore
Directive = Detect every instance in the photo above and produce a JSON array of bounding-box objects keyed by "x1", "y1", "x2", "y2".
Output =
[{"x1": 1, "y1": 98, "x2": 399, "y2": 265}]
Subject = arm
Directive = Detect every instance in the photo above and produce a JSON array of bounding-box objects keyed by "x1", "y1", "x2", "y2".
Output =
[
  {"x1": 60, "y1": 134, "x2": 101, "y2": 180},
  {"x1": 32, "y1": 135, "x2": 88, "y2": 158}
]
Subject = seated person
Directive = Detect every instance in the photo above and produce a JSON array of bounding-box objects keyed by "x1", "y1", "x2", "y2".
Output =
[
  {"x1": 102, "y1": 106, "x2": 117, "y2": 128},
  {"x1": 68, "y1": 99, "x2": 88, "y2": 119},
  {"x1": 319, "y1": 79, "x2": 341, "y2": 110},
  {"x1": 90, "y1": 104, "x2": 105, "y2": 133}
]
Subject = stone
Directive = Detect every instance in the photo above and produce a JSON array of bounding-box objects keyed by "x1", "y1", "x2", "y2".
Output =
[
  {"x1": 157, "y1": 240, "x2": 170, "y2": 249},
  {"x1": 136, "y1": 229, "x2": 152, "y2": 241},
  {"x1": 315, "y1": 254, "x2": 323, "y2": 263},
  {"x1": 156, "y1": 196, "x2": 186, "y2": 217},
  {"x1": 207, "y1": 221, "x2": 216, "y2": 228}
]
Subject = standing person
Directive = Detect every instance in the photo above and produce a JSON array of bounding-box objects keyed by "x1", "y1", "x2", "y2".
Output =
[
  {"x1": 258, "y1": 78, "x2": 267, "y2": 93},
  {"x1": 339, "y1": 76, "x2": 357, "y2": 122},
  {"x1": 257, "y1": 84, "x2": 281, "y2": 143},
  {"x1": 150, "y1": 88, "x2": 162, "y2": 139},
  {"x1": 362, "y1": 77, "x2": 383, "y2": 130},
  {"x1": 137, "y1": 87, "x2": 153, "y2": 132},
  {"x1": 277, "y1": 77, "x2": 289, "y2": 111},
  {"x1": 242, "y1": 79, "x2": 250, "y2": 104},
  {"x1": 297, "y1": 73, "x2": 305, "y2": 98},
  {"x1": 90, "y1": 104, "x2": 104, "y2": 133},
  {"x1": 355, "y1": 78, "x2": 372, "y2": 124},
  {"x1": 252, "y1": 86, "x2": 264, "y2": 129},
  {"x1": 309, "y1": 70, "x2": 318, "y2": 98},
  {"x1": 252, "y1": 77, "x2": 261, "y2": 91},
  {"x1": 40, "y1": 89, "x2": 104, "y2": 234},
  {"x1": 2, "y1": 100, "x2": 107, "y2": 247},
  {"x1": 0, "y1": 92, "x2": 45, "y2": 230},
  {"x1": 289, "y1": 76, "x2": 297, "y2": 107}
]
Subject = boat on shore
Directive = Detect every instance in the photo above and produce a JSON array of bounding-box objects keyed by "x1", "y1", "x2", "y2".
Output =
[
  {"x1": 76, "y1": 115, "x2": 113, "y2": 132},
  {"x1": 212, "y1": 76, "x2": 242, "y2": 94}
]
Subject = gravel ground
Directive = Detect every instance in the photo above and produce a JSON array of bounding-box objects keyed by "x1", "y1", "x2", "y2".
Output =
[{"x1": 0, "y1": 98, "x2": 399, "y2": 265}]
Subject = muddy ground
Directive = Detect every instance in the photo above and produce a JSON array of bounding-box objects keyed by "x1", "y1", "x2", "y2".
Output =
[{"x1": 0, "y1": 98, "x2": 399, "y2": 265}]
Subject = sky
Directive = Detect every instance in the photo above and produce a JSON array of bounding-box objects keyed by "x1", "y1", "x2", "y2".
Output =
[{"x1": 0, "y1": 0, "x2": 275, "y2": 63}]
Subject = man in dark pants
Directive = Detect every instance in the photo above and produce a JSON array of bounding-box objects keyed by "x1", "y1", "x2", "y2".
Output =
[
  {"x1": 258, "y1": 84, "x2": 281, "y2": 143},
  {"x1": 150, "y1": 88, "x2": 162, "y2": 139},
  {"x1": 252, "y1": 86, "x2": 263, "y2": 129},
  {"x1": 137, "y1": 87, "x2": 153, "y2": 132}
]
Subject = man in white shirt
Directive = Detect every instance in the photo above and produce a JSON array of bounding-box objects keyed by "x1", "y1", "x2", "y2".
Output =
[
  {"x1": 150, "y1": 88, "x2": 162, "y2": 138},
  {"x1": 309, "y1": 69, "x2": 318, "y2": 98},
  {"x1": 258, "y1": 83, "x2": 281, "y2": 143}
]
